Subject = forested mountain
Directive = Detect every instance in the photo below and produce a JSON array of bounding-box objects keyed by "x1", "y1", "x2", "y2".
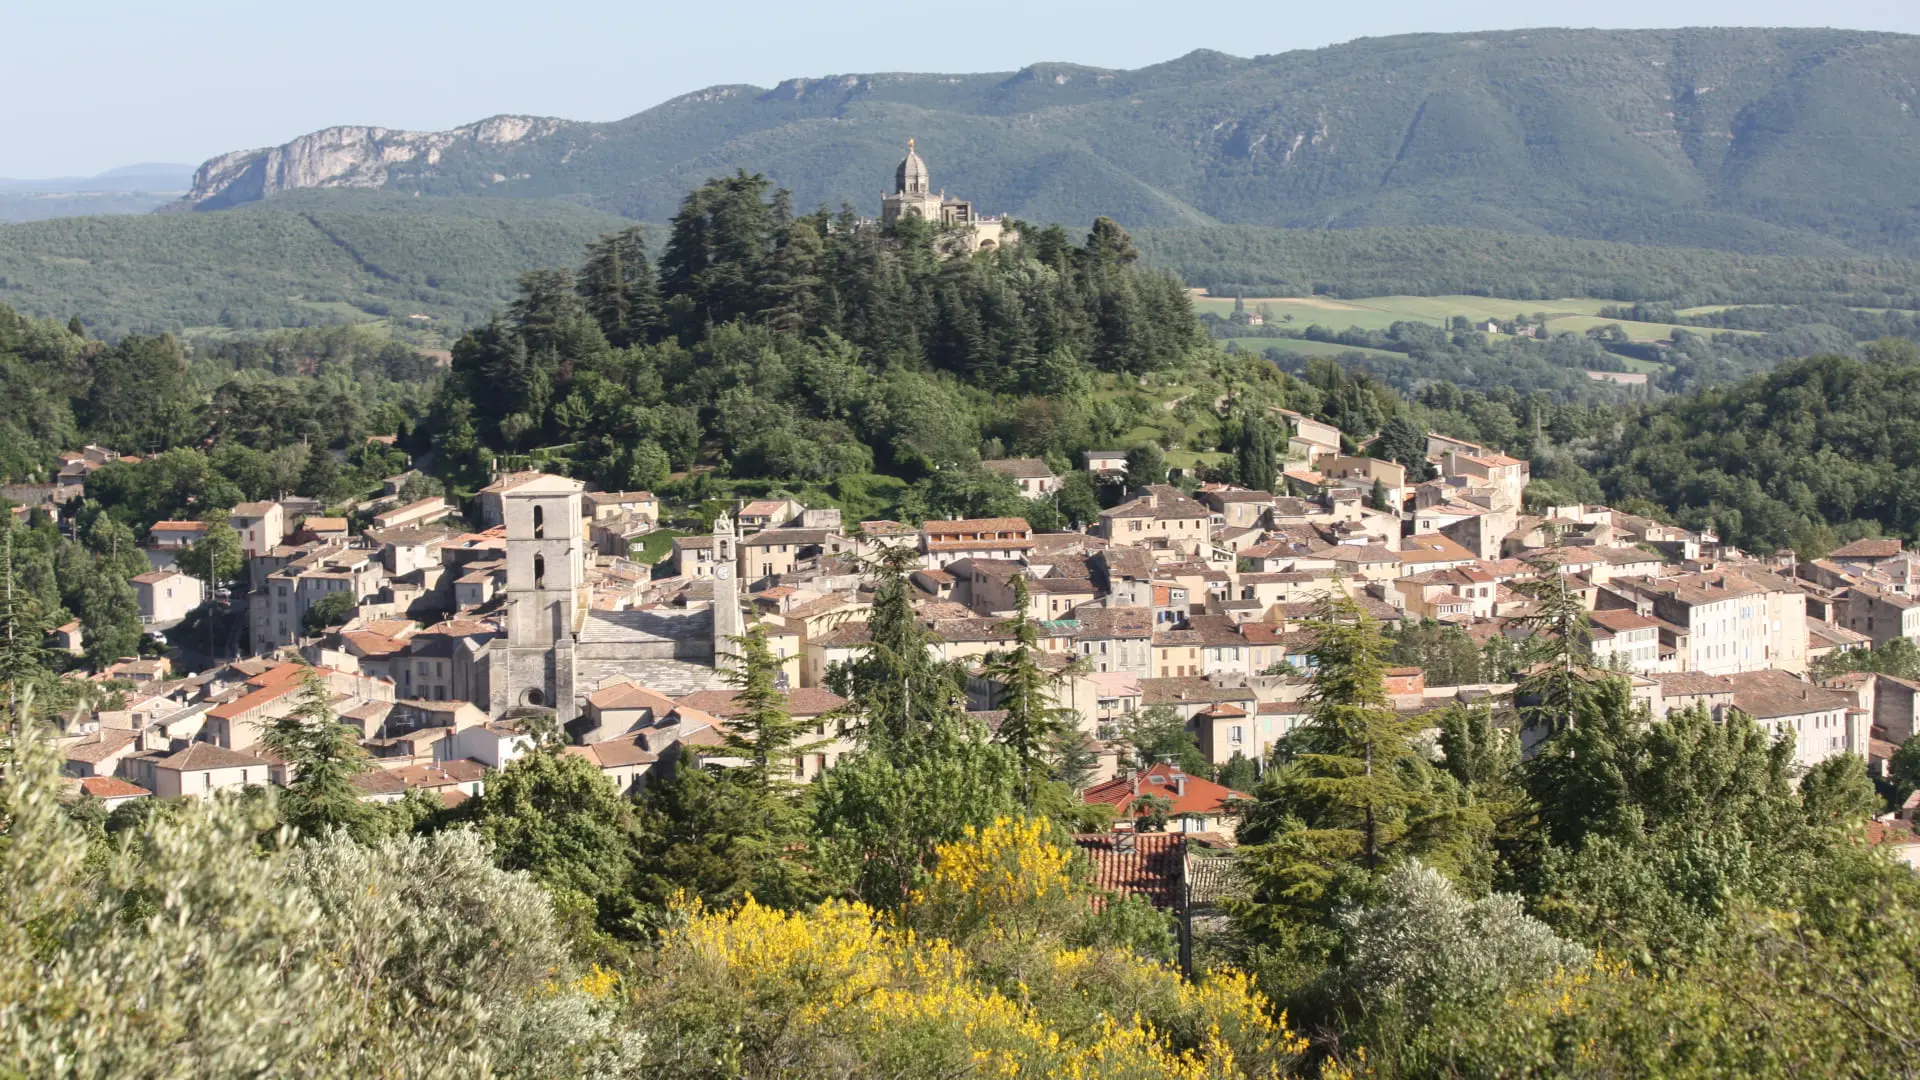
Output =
[
  {"x1": 10, "y1": 193, "x2": 1920, "y2": 338},
  {"x1": 1581, "y1": 340, "x2": 1920, "y2": 555},
  {"x1": 0, "y1": 192, "x2": 632, "y2": 337},
  {"x1": 180, "y1": 28, "x2": 1920, "y2": 257}
]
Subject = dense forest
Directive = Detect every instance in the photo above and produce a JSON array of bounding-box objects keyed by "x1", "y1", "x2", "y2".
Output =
[
  {"x1": 1145, "y1": 226, "x2": 1920, "y2": 307},
  {"x1": 425, "y1": 173, "x2": 1255, "y2": 524},
  {"x1": 1582, "y1": 340, "x2": 1920, "y2": 554},
  {"x1": 0, "y1": 191, "x2": 632, "y2": 338}
]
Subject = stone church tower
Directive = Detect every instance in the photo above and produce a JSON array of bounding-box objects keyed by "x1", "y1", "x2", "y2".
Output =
[
  {"x1": 879, "y1": 139, "x2": 1009, "y2": 253},
  {"x1": 492, "y1": 473, "x2": 586, "y2": 721},
  {"x1": 711, "y1": 512, "x2": 743, "y2": 672}
]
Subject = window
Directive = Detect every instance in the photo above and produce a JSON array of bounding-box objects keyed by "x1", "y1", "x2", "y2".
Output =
[
  {"x1": 1230, "y1": 725, "x2": 1244, "y2": 744},
  {"x1": 532, "y1": 504, "x2": 545, "y2": 539},
  {"x1": 533, "y1": 554, "x2": 546, "y2": 588}
]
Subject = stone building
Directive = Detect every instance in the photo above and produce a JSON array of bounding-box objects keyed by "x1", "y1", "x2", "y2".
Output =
[
  {"x1": 489, "y1": 473, "x2": 586, "y2": 718},
  {"x1": 879, "y1": 140, "x2": 1011, "y2": 255}
]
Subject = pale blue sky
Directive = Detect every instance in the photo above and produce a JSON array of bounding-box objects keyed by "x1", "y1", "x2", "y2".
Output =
[{"x1": 7, "y1": 0, "x2": 1920, "y2": 177}]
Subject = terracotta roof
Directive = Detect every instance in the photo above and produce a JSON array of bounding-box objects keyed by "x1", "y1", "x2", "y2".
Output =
[
  {"x1": 1809, "y1": 618, "x2": 1872, "y2": 648},
  {"x1": 564, "y1": 738, "x2": 659, "y2": 768},
  {"x1": 1072, "y1": 832, "x2": 1186, "y2": 910},
  {"x1": 675, "y1": 687, "x2": 846, "y2": 717},
  {"x1": 155, "y1": 743, "x2": 274, "y2": 772},
  {"x1": 1070, "y1": 606, "x2": 1154, "y2": 639},
  {"x1": 149, "y1": 520, "x2": 207, "y2": 532},
  {"x1": 1831, "y1": 538, "x2": 1903, "y2": 560},
  {"x1": 343, "y1": 630, "x2": 409, "y2": 657},
  {"x1": 65, "y1": 729, "x2": 137, "y2": 764},
  {"x1": 302, "y1": 516, "x2": 349, "y2": 532},
  {"x1": 1864, "y1": 819, "x2": 1920, "y2": 848},
  {"x1": 587, "y1": 682, "x2": 680, "y2": 713},
  {"x1": 1083, "y1": 763, "x2": 1249, "y2": 819},
  {"x1": 980, "y1": 457, "x2": 1054, "y2": 479},
  {"x1": 923, "y1": 517, "x2": 1033, "y2": 535},
  {"x1": 1587, "y1": 608, "x2": 1660, "y2": 633},
  {"x1": 349, "y1": 770, "x2": 409, "y2": 797},
  {"x1": 1400, "y1": 534, "x2": 1479, "y2": 563},
  {"x1": 1329, "y1": 544, "x2": 1400, "y2": 565},
  {"x1": 390, "y1": 759, "x2": 486, "y2": 787},
  {"x1": 207, "y1": 663, "x2": 310, "y2": 721},
  {"x1": 1724, "y1": 669, "x2": 1851, "y2": 719},
  {"x1": 77, "y1": 776, "x2": 150, "y2": 799},
  {"x1": 1653, "y1": 671, "x2": 1736, "y2": 699},
  {"x1": 1140, "y1": 677, "x2": 1256, "y2": 706}
]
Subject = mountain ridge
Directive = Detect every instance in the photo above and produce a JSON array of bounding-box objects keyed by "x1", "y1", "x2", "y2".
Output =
[{"x1": 169, "y1": 27, "x2": 1920, "y2": 256}]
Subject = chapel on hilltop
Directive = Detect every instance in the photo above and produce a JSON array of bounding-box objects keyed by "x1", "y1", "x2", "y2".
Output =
[{"x1": 880, "y1": 139, "x2": 1012, "y2": 254}]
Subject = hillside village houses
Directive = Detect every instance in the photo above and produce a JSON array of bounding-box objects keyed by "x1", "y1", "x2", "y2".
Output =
[{"x1": 43, "y1": 410, "x2": 1918, "y2": 842}]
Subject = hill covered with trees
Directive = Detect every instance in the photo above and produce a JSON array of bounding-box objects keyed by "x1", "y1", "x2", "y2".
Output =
[
  {"x1": 0, "y1": 191, "x2": 631, "y2": 338},
  {"x1": 180, "y1": 28, "x2": 1920, "y2": 258}
]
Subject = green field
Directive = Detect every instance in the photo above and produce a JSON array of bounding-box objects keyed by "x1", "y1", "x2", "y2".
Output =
[
  {"x1": 1197, "y1": 293, "x2": 1770, "y2": 345},
  {"x1": 1222, "y1": 338, "x2": 1406, "y2": 361}
]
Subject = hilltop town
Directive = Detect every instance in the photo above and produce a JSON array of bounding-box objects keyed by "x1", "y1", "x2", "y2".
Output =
[
  {"x1": 11, "y1": 124, "x2": 1920, "y2": 1076},
  {"x1": 48, "y1": 407, "x2": 1918, "y2": 861}
]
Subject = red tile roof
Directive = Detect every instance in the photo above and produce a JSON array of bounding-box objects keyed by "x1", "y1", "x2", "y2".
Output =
[
  {"x1": 78, "y1": 776, "x2": 150, "y2": 799},
  {"x1": 1082, "y1": 763, "x2": 1249, "y2": 819},
  {"x1": 1072, "y1": 832, "x2": 1186, "y2": 909}
]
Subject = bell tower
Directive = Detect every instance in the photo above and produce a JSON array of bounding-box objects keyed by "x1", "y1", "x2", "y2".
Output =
[
  {"x1": 712, "y1": 512, "x2": 743, "y2": 671},
  {"x1": 494, "y1": 473, "x2": 585, "y2": 719}
]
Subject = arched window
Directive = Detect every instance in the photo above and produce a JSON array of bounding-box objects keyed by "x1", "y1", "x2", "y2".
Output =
[
  {"x1": 533, "y1": 553, "x2": 546, "y2": 588},
  {"x1": 532, "y1": 504, "x2": 545, "y2": 539}
]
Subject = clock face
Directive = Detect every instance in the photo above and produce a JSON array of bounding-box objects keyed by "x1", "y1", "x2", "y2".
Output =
[{"x1": 716, "y1": 566, "x2": 732, "y2": 580}]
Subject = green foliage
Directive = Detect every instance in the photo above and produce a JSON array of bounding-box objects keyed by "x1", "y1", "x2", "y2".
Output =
[
  {"x1": 1232, "y1": 596, "x2": 1493, "y2": 978},
  {"x1": 827, "y1": 546, "x2": 970, "y2": 754},
  {"x1": 301, "y1": 589, "x2": 357, "y2": 633},
  {"x1": 432, "y1": 182, "x2": 1203, "y2": 494},
  {"x1": 631, "y1": 761, "x2": 821, "y2": 912},
  {"x1": 808, "y1": 721, "x2": 1024, "y2": 910},
  {"x1": 981, "y1": 578, "x2": 1076, "y2": 801},
  {"x1": 1111, "y1": 704, "x2": 1211, "y2": 778},
  {"x1": 261, "y1": 669, "x2": 377, "y2": 841},
  {"x1": 0, "y1": 190, "x2": 635, "y2": 337},
  {"x1": 1592, "y1": 350, "x2": 1920, "y2": 553},
  {"x1": 1331, "y1": 861, "x2": 1588, "y2": 1039},
  {"x1": 173, "y1": 513, "x2": 243, "y2": 589},
  {"x1": 464, "y1": 748, "x2": 645, "y2": 933},
  {"x1": 0, "y1": 731, "x2": 637, "y2": 1077}
]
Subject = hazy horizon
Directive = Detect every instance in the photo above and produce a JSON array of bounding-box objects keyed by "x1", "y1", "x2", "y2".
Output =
[{"x1": 8, "y1": 0, "x2": 1920, "y2": 177}]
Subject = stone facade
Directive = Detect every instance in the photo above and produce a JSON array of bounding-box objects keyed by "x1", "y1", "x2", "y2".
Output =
[
  {"x1": 879, "y1": 140, "x2": 1011, "y2": 255},
  {"x1": 490, "y1": 474, "x2": 586, "y2": 720}
]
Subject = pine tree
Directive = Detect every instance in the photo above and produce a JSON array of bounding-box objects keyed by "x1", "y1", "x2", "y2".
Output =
[
  {"x1": 1513, "y1": 557, "x2": 1595, "y2": 733},
  {"x1": 1233, "y1": 596, "x2": 1492, "y2": 937},
  {"x1": 981, "y1": 577, "x2": 1076, "y2": 802},
  {"x1": 827, "y1": 544, "x2": 966, "y2": 759},
  {"x1": 262, "y1": 667, "x2": 373, "y2": 840},
  {"x1": 719, "y1": 624, "x2": 822, "y2": 793}
]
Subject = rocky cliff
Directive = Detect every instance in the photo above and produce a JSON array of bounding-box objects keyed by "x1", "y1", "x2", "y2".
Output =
[{"x1": 178, "y1": 115, "x2": 570, "y2": 211}]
